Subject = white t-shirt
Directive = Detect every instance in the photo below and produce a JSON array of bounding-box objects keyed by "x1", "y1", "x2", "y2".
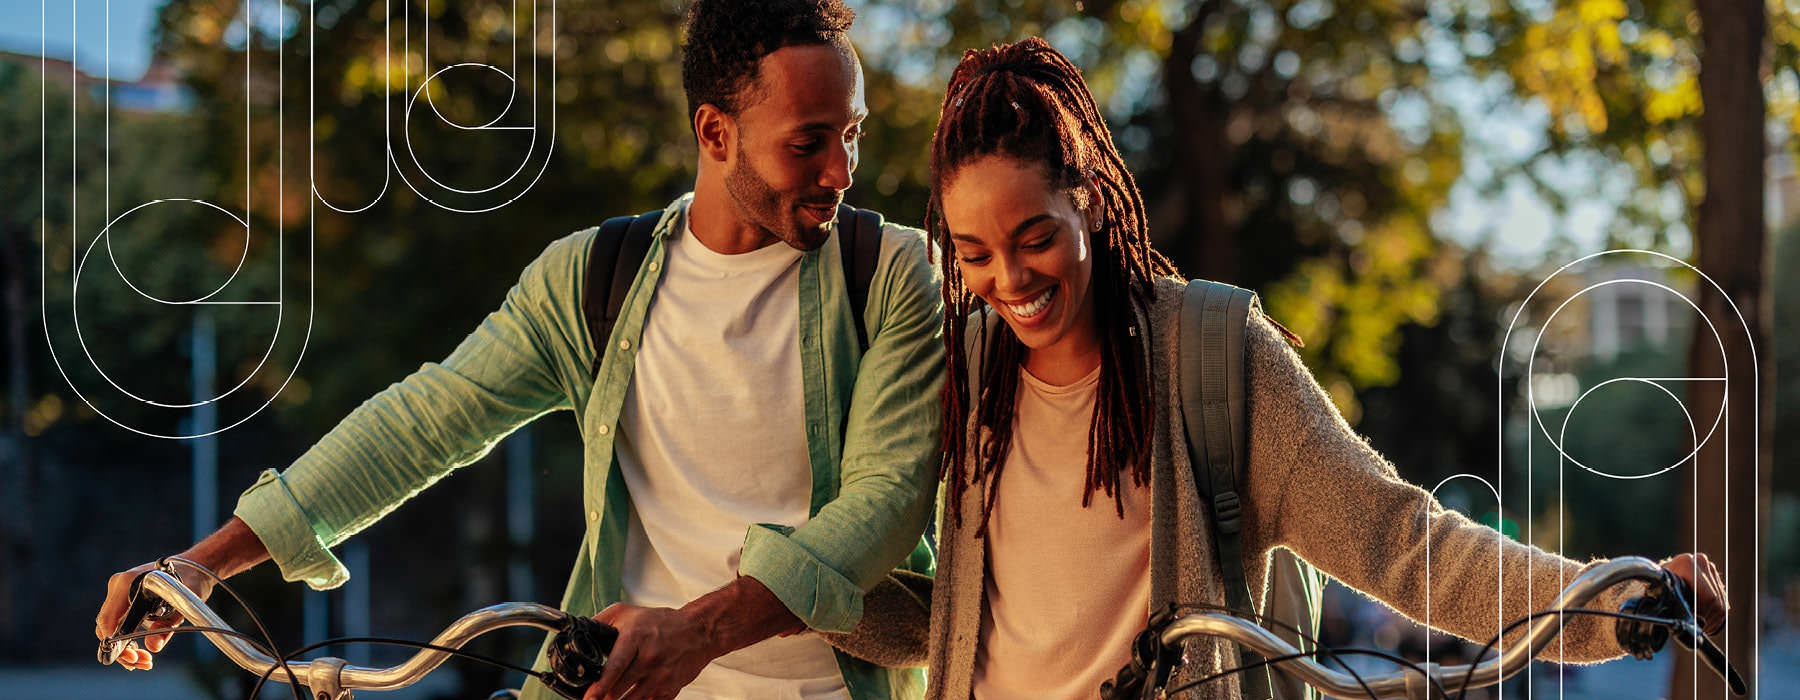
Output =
[{"x1": 615, "y1": 219, "x2": 849, "y2": 699}]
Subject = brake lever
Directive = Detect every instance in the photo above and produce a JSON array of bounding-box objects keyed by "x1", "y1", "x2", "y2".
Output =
[
  {"x1": 540, "y1": 614, "x2": 619, "y2": 699},
  {"x1": 1100, "y1": 603, "x2": 1185, "y2": 700},
  {"x1": 1616, "y1": 568, "x2": 1746, "y2": 695},
  {"x1": 97, "y1": 568, "x2": 178, "y2": 665}
]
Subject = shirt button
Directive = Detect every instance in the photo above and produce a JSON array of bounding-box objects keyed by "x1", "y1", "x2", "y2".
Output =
[
  {"x1": 619, "y1": 339, "x2": 631, "y2": 351},
  {"x1": 597, "y1": 424, "x2": 610, "y2": 436},
  {"x1": 647, "y1": 261, "x2": 660, "y2": 272},
  {"x1": 588, "y1": 511, "x2": 599, "y2": 522}
]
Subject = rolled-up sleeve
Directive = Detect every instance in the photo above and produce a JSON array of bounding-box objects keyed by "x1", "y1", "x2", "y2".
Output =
[
  {"x1": 739, "y1": 229, "x2": 945, "y2": 632},
  {"x1": 235, "y1": 233, "x2": 590, "y2": 590}
]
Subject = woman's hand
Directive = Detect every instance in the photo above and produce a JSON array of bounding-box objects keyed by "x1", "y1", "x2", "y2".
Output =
[{"x1": 1660, "y1": 552, "x2": 1728, "y2": 636}]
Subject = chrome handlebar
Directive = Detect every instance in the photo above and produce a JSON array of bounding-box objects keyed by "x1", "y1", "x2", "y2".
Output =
[
  {"x1": 1111, "y1": 557, "x2": 1744, "y2": 700},
  {"x1": 100, "y1": 568, "x2": 601, "y2": 699}
]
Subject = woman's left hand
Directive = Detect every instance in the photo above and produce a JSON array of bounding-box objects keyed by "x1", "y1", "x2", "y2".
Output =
[{"x1": 1660, "y1": 552, "x2": 1728, "y2": 636}]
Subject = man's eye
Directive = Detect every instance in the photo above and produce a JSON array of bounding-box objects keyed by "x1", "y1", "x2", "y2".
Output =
[{"x1": 791, "y1": 140, "x2": 822, "y2": 154}]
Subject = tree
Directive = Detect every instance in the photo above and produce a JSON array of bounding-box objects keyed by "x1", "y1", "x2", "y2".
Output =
[{"x1": 1673, "y1": 0, "x2": 1769, "y2": 694}]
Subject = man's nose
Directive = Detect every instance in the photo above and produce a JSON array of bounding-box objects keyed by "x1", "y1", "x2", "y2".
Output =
[{"x1": 818, "y1": 140, "x2": 854, "y2": 192}]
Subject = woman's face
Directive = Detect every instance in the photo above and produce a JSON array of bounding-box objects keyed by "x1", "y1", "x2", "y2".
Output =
[{"x1": 940, "y1": 155, "x2": 1102, "y2": 371}]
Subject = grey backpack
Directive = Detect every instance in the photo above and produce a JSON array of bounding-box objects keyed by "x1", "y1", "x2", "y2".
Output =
[{"x1": 1178, "y1": 280, "x2": 1327, "y2": 700}]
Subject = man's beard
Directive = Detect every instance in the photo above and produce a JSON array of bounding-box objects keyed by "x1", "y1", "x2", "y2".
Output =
[{"x1": 725, "y1": 149, "x2": 838, "y2": 252}]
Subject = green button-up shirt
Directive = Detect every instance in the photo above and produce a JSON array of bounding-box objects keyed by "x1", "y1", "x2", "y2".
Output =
[{"x1": 235, "y1": 194, "x2": 943, "y2": 699}]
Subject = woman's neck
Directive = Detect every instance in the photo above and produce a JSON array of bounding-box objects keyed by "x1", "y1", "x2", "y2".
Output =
[{"x1": 1022, "y1": 331, "x2": 1103, "y2": 386}]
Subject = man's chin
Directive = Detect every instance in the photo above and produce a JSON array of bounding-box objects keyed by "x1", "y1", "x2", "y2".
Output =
[{"x1": 779, "y1": 221, "x2": 833, "y2": 251}]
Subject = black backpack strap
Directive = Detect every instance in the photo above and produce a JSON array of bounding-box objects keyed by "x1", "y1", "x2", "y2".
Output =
[
  {"x1": 583, "y1": 211, "x2": 663, "y2": 377},
  {"x1": 836, "y1": 204, "x2": 884, "y2": 353},
  {"x1": 1178, "y1": 279, "x2": 1268, "y2": 698}
]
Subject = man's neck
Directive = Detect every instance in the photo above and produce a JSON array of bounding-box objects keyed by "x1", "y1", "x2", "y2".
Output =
[{"x1": 689, "y1": 177, "x2": 779, "y2": 255}]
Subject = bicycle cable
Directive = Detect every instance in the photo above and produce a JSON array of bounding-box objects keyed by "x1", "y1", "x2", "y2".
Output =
[
  {"x1": 1159, "y1": 604, "x2": 1695, "y2": 699},
  {"x1": 1164, "y1": 602, "x2": 1382, "y2": 699},
  {"x1": 1450, "y1": 606, "x2": 1702, "y2": 700},
  {"x1": 160, "y1": 556, "x2": 308, "y2": 700},
  {"x1": 125, "y1": 557, "x2": 559, "y2": 700},
  {"x1": 1165, "y1": 646, "x2": 1447, "y2": 699},
  {"x1": 248, "y1": 636, "x2": 554, "y2": 700}
]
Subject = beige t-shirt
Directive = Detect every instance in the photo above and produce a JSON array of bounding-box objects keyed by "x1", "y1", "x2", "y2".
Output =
[{"x1": 973, "y1": 365, "x2": 1153, "y2": 700}]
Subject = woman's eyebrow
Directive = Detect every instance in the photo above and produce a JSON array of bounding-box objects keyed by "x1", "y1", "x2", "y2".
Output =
[{"x1": 950, "y1": 213, "x2": 1055, "y2": 245}]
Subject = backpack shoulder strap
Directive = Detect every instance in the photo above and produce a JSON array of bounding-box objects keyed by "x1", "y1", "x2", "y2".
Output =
[
  {"x1": 1179, "y1": 279, "x2": 1268, "y2": 696},
  {"x1": 583, "y1": 210, "x2": 662, "y2": 377},
  {"x1": 836, "y1": 204, "x2": 884, "y2": 353},
  {"x1": 1179, "y1": 280, "x2": 1255, "y2": 601}
]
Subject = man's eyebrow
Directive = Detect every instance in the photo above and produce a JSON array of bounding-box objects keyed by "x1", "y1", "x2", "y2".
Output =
[
  {"x1": 793, "y1": 110, "x2": 870, "y2": 133},
  {"x1": 949, "y1": 213, "x2": 1056, "y2": 246}
]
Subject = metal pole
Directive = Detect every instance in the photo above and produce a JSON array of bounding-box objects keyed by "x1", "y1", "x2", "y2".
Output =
[{"x1": 191, "y1": 308, "x2": 217, "y2": 662}]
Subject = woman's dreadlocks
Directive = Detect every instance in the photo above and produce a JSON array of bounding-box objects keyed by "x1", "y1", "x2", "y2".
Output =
[{"x1": 929, "y1": 37, "x2": 1179, "y2": 537}]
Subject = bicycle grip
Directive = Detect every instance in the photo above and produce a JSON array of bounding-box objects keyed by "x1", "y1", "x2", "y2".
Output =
[
  {"x1": 97, "y1": 571, "x2": 176, "y2": 665},
  {"x1": 541, "y1": 615, "x2": 618, "y2": 699},
  {"x1": 1617, "y1": 568, "x2": 1746, "y2": 695}
]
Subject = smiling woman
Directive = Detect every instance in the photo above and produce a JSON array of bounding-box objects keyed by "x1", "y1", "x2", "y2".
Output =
[{"x1": 917, "y1": 37, "x2": 1730, "y2": 700}]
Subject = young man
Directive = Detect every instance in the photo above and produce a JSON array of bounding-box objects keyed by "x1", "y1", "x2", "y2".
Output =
[{"x1": 92, "y1": 2, "x2": 942, "y2": 699}]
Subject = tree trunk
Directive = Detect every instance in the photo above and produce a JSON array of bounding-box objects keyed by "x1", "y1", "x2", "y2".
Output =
[
  {"x1": 1161, "y1": 0, "x2": 1237, "y2": 284},
  {"x1": 1674, "y1": 0, "x2": 1768, "y2": 697}
]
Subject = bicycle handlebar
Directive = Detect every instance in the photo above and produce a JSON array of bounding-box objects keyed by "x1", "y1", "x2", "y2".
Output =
[
  {"x1": 99, "y1": 567, "x2": 616, "y2": 699},
  {"x1": 1105, "y1": 557, "x2": 1745, "y2": 700}
]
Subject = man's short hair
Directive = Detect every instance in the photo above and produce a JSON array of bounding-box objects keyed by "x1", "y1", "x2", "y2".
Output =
[{"x1": 680, "y1": 0, "x2": 856, "y2": 124}]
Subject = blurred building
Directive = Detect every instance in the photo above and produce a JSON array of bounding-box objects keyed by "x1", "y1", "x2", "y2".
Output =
[
  {"x1": 0, "y1": 48, "x2": 192, "y2": 113},
  {"x1": 1773, "y1": 150, "x2": 1798, "y2": 232}
]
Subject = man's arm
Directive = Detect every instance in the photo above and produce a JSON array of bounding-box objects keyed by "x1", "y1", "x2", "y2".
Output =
[
  {"x1": 737, "y1": 227, "x2": 947, "y2": 633},
  {"x1": 96, "y1": 231, "x2": 596, "y2": 672},
  {"x1": 236, "y1": 232, "x2": 592, "y2": 590}
]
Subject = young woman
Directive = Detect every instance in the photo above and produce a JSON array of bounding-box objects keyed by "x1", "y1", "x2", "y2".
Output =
[{"x1": 919, "y1": 37, "x2": 1728, "y2": 699}]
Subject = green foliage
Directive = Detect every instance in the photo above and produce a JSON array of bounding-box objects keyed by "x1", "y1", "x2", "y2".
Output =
[
  {"x1": 859, "y1": 0, "x2": 1466, "y2": 418},
  {"x1": 1459, "y1": 0, "x2": 1800, "y2": 246}
]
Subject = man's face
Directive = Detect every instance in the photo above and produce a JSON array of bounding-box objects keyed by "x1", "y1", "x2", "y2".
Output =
[{"x1": 723, "y1": 43, "x2": 867, "y2": 251}]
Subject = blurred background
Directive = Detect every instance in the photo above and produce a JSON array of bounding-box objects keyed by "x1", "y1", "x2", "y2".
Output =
[{"x1": 2, "y1": 0, "x2": 1797, "y2": 697}]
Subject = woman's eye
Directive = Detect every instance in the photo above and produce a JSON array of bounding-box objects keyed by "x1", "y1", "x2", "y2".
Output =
[
  {"x1": 958, "y1": 252, "x2": 990, "y2": 265},
  {"x1": 1024, "y1": 234, "x2": 1054, "y2": 250}
]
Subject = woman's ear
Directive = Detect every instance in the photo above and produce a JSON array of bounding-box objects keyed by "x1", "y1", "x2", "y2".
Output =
[{"x1": 1081, "y1": 173, "x2": 1105, "y2": 232}]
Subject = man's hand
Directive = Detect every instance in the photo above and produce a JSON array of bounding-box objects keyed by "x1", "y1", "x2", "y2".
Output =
[
  {"x1": 583, "y1": 604, "x2": 719, "y2": 700},
  {"x1": 582, "y1": 575, "x2": 804, "y2": 700},
  {"x1": 94, "y1": 517, "x2": 270, "y2": 671},
  {"x1": 95, "y1": 559, "x2": 216, "y2": 671},
  {"x1": 1661, "y1": 552, "x2": 1729, "y2": 637}
]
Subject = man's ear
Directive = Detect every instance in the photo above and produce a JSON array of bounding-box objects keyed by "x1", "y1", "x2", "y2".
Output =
[{"x1": 694, "y1": 104, "x2": 736, "y2": 164}]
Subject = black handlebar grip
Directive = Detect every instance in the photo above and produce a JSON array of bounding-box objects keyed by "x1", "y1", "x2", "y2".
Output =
[
  {"x1": 541, "y1": 616, "x2": 618, "y2": 699},
  {"x1": 1617, "y1": 568, "x2": 1746, "y2": 695},
  {"x1": 97, "y1": 571, "x2": 175, "y2": 665}
]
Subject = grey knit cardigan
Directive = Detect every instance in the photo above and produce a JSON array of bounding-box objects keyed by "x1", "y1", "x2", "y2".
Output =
[{"x1": 920, "y1": 276, "x2": 1641, "y2": 699}]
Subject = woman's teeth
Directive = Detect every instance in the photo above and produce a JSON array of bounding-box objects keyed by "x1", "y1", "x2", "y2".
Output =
[{"x1": 1006, "y1": 287, "x2": 1055, "y2": 319}]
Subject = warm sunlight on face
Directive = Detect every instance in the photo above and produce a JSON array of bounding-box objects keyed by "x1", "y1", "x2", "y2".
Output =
[{"x1": 940, "y1": 155, "x2": 1103, "y2": 382}]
